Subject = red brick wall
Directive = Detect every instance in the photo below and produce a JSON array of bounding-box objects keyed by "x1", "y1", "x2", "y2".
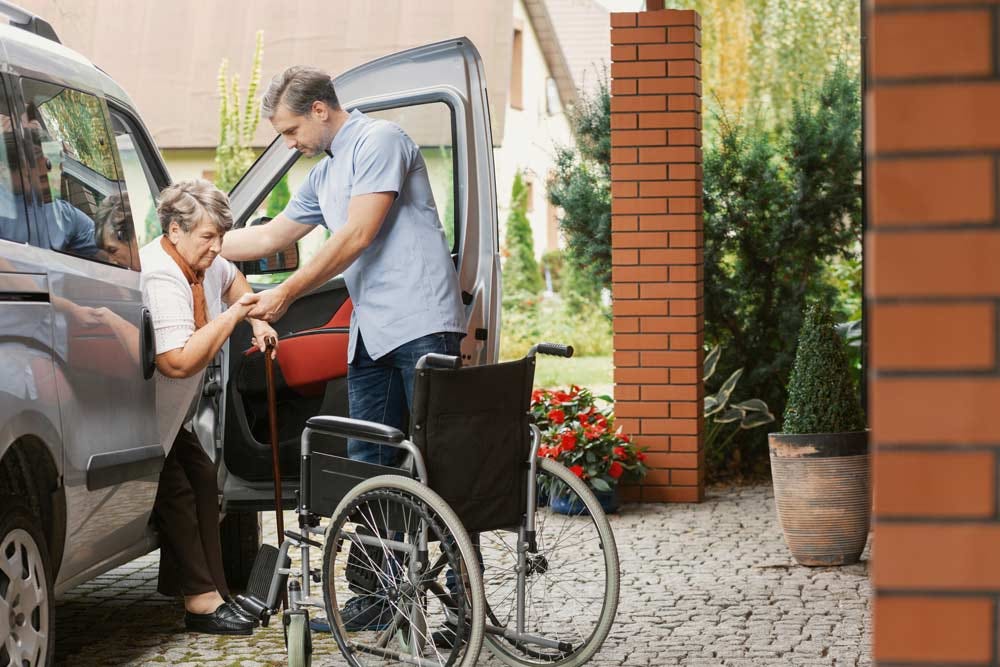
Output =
[
  {"x1": 610, "y1": 9, "x2": 704, "y2": 503},
  {"x1": 868, "y1": 0, "x2": 1000, "y2": 663}
]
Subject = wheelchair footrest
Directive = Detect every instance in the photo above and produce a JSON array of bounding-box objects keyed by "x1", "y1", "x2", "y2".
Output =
[{"x1": 246, "y1": 543, "x2": 281, "y2": 601}]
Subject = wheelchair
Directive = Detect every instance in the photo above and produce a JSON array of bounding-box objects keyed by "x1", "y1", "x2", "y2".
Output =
[{"x1": 235, "y1": 343, "x2": 620, "y2": 667}]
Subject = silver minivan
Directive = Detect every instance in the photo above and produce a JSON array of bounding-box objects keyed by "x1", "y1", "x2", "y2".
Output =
[{"x1": 0, "y1": 6, "x2": 500, "y2": 664}]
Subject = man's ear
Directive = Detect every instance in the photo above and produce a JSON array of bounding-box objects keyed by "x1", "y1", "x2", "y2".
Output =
[{"x1": 312, "y1": 100, "x2": 328, "y2": 121}]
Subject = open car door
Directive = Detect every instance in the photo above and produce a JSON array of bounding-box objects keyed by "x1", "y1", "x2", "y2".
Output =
[{"x1": 217, "y1": 38, "x2": 500, "y2": 513}]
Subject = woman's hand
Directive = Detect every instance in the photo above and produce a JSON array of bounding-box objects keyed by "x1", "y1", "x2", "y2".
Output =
[{"x1": 250, "y1": 319, "x2": 279, "y2": 359}]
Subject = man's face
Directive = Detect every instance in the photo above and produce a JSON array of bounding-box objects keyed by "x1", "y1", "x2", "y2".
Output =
[{"x1": 270, "y1": 102, "x2": 331, "y2": 157}]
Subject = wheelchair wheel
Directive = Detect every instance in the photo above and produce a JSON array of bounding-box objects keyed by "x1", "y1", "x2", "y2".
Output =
[
  {"x1": 322, "y1": 475, "x2": 485, "y2": 667},
  {"x1": 480, "y1": 457, "x2": 620, "y2": 666}
]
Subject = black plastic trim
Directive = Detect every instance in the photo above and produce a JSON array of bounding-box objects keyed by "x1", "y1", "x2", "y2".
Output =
[{"x1": 85, "y1": 445, "x2": 164, "y2": 491}]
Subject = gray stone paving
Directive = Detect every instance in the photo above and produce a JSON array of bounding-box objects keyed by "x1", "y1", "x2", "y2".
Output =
[{"x1": 53, "y1": 484, "x2": 871, "y2": 666}]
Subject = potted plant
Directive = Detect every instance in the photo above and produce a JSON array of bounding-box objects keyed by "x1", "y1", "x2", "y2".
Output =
[
  {"x1": 769, "y1": 303, "x2": 868, "y2": 566},
  {"x1": 530, "y1": 385, "x2": 647, "y2": 513}
]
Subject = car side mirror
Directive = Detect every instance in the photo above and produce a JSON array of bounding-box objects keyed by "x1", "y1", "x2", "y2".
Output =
[{"x1": 235, "y1": 216, "x2": 300, "y2": 275}]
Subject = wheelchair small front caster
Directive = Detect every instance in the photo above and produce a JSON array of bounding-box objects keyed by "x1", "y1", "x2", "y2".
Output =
[{"x1": 283, "y1": 609, "x2": 312, "y2": 667}]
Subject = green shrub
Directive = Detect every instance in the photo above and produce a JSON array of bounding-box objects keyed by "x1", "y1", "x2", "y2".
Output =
[
  {"x1": 539, "y1": 250, "x2": 564, "y2": 293},
  {"x1": 500, "y1": 297, "x2": 612, "y2": 361},
  {"x1": 215, "y1": 31, "x2": 263, "y2": 192},
  {"x1": 548, "y1": 79, "x2": 611, "y2": 295},
  {"x1": 704, "y1": 62, "x2": 861, "y2": 469},
  {"x1": 783, "y1": 303, "x2": 865, "y2": 434},
  {"x1": 503, "y1": 171, "x2": 543, "y2": 297},
  {"x1": 265, "y1": 174, "x2": 290, "y2": 218}
]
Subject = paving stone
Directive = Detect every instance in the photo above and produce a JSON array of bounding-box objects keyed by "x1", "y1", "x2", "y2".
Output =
[{"x1": 53, "y1": 484, "x2": 872, "y2": 666}]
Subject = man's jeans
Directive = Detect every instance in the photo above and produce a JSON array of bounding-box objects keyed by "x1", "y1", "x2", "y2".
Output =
[
  {"x1": 346, "y1": 331, "x2": 476, "y2": 605},
  {"x1": 347, "y1": 331, "x2": 463, "y2": 466}
]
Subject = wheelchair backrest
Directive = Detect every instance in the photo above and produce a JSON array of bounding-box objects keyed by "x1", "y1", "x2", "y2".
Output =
[{"x1": 410, "y1": 356, "x2": 535, "y2": 532}]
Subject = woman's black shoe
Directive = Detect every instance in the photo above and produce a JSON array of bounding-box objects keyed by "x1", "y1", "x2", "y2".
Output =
[
  {"x1": 184, "y1": 603, "x2": 255, "y2": 635},
  {"x1": 225, "y1": 597, "x2": 260, "y2": 627}
]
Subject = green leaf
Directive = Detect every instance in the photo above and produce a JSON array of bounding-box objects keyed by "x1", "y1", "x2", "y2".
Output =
[
  {"x1": 598, "y1": 394, "x2": 614, "y2": 403},
  {"x1": 715, "y1": 408, "x2": 743, "y2": 424},
  {"x1": 718, "y1": 368, "x2": 743, "y2": 398},
  {"x1": 741, "y1": 411, "x2": 775, "y2": 429},
  {"x1": 704, "y1": 395, "x2": 722, "y2": 416},
  {"x1": 731, "y1": 399, "x2": 770, "y2": 413},
  {"x1": 590, "y1": 477, "x2": 612, "y2": 492},
  {"x1": 703, "y1": 345, "x2": 721, "y2": 381}
]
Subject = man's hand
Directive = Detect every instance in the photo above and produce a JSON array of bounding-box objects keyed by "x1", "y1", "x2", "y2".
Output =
[
  {"x1": 245, "y1": 287, "x2": 290, "y2": 323},
  {"x1": 250, "y1": 319, "x2": 279, "y2": 359}
]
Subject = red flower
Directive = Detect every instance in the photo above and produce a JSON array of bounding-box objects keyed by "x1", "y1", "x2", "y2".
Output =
[
  {"x1": 621, "y1": 433, "x2": 631, "y2": 443},
  {"x1": 553, "y1": 391, "x2": 572, "y2": 403},
  {"x1": 560, "y1": 431, "x2": 577, "y2": 452},
  {"x1": 608, "y1": 461, "x2": 624, "y2": 479},
  {"x1": 569, "y1": 465, "x2": 584, "y2": 478},
  {"x1": 531, "y1": 389, "x2": 544, "y2": 403},
  {"x1": 637, "y1": 452, "x2": 647, "y2": 462},
  {"x1": 548, "y1": 409, "x2": 565, "y2": 424},
  {"x1": 613, "y1": 446, "x2": 626, "y2": 459}
]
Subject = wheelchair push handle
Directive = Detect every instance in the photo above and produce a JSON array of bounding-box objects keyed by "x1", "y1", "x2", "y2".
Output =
[
  {"x1": 416, "y1": 353, "x2": 462, "y2": 370},
  {"x1": 530, "y1": 342, "x2": 574, "y2": 358}
]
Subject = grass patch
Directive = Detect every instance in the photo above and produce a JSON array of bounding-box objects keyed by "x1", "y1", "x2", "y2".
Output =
[{"x1": 533, "y1": 355, "x2": 612, "y2": 396}]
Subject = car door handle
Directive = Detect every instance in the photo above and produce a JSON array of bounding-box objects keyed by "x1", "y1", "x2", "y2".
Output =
[{"x1": 139, "y1": 307, "x2": 156, "y2": 380}]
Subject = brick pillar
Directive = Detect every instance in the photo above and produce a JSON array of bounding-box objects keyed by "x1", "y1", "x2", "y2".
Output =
[
  {"x1": 868, "y1": 1, "x2": 1000, "y2": 664},
  {"x1": 609, "y1": 9, "x2": 704, "y2": 503}
]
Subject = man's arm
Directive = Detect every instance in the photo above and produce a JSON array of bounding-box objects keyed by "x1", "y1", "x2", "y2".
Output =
[
  {"x1": 244, "y1": 192, "x2": 394, "y2": 322},
  {"x1": 221, "y1": 213, "x2": 314, "y2": 261}
]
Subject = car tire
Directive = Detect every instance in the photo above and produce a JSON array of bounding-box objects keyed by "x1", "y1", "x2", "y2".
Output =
[
  {"x1": 0, "y1": 498, "x2": 55, "y2": 667},
  {"x1": 220, "y1": 510, "x2": 260, "y2": 593}
]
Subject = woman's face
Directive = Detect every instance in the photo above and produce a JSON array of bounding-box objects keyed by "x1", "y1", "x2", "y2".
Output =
[{"x1": 170, "y1": 213, "x2": 223, "y2": 272}]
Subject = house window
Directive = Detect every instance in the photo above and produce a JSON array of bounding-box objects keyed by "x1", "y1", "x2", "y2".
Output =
[{"x1": 510, "y1": 28, "x2": 524, "y2": 110}]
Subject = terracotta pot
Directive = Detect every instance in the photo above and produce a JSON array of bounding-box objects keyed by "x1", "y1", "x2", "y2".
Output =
[{"x1": 768, "y1": 431, "x2": 870, "y2": 566}]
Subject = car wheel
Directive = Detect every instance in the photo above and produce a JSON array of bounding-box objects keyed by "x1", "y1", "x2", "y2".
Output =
[
  {"x1": 0, "y1": 499, "x2": 54, "y2": 667},
  {"x1": 220, "y1": 510, "x2": 260, "y2": 593}
]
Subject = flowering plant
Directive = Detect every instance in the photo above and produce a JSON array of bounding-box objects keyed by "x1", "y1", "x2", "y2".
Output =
[{"x1": 530, "y1": 385, "x2": 648, "y2": 494}]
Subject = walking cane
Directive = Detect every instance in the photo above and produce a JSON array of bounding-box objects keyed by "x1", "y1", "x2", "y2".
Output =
[{"x1": 263, "y1": 336, "x2": 284, "y2": 543}]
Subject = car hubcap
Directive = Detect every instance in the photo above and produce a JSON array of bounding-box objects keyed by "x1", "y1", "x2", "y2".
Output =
[{"x1": 1, "y1": 529, "x2": 48, "y2": 667}]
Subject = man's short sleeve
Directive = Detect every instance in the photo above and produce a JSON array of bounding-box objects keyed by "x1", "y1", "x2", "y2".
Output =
[
  {"x1": 351, "y1": 125, "x2": 410, "y2": 198},
  {"x1": 282, "y1": 169, "x2": 326, "y2": 226}
]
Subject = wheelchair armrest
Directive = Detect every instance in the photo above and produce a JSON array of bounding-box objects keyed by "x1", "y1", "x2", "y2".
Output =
[{"x1": 305, "y1": 415, "x2": 406, "y2": 446}]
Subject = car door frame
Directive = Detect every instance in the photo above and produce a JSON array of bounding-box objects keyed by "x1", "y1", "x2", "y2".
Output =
[{"x1": 219, "y1": 37, "x2": 500, "y2": 505}]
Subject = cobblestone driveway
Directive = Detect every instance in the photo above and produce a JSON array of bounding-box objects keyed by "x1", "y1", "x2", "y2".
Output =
[{"x1": 53, "y1": 484, "x2": 871, "y2": 666}]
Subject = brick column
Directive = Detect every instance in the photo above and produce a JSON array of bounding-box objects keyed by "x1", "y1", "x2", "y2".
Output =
[
  {"x1": 868, "y1": 1, "x2": 1000, "y2": 664},
  {"x1": 609, "y1": 9, "x2": 704, "y2": 503}
]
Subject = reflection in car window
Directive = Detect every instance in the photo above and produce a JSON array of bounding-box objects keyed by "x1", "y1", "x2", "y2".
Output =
[
  {"x1": 0, "y1": 85, "x2": 26, "y2": 244},
  {"x1": 19, "y1": 78, "x2": 140, "y2": 270},
  {"x1": 110, "y1": 110, "x2": 160, "y2": 251}
]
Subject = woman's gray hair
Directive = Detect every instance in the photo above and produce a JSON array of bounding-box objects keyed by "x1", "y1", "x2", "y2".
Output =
[
  {"x1": 261, "y1": 66, "x2": 340, "y2": 119},
  {"x1": 157, "y1": 179, "x2": 233, "y2": 235}
]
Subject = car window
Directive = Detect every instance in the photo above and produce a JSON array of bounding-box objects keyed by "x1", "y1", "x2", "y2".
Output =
[
  {"x1": 109, "y1": 109, "x2": 162, "y2": 251},
  {"x1": 19, "y1": 78, "x2": 139, "y2": 270},
  {"x1": 0, "y1": 82, "x2": 28, "y2": 244},
  {"x1": 367, "y1": 102, "x2": 456, "y2": 250},
  {"x1": 244, "y1": 102, "x2": 457, "y2": 285}
]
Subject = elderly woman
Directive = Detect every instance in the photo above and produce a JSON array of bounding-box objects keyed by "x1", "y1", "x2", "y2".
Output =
[{"x1": 140, "y1": 179, "x2": 277, "y2": 636}]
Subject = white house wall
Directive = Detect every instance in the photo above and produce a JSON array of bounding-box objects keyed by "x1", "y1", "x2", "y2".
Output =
[{"x1": 493, "y1": 0, "x2": 573, "y2": 260}]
